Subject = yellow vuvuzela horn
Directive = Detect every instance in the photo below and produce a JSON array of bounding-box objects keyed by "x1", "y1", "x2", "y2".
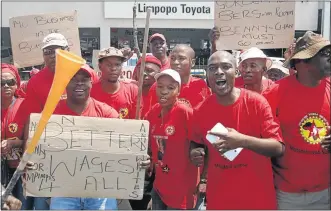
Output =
[
  {"x1": 1, "y1": 49, "x2": 86, "y2": 203},
  {"x1": 26, "y1": 49, "x2": 86, "y2": 154}
]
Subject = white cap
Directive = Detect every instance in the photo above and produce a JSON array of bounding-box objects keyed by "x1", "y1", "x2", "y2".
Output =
[
  {"x1": 155, "y1": 69, "x2": 181, "y2": 85},
  {"x1": 238, "y1": 47, "x2": 273, "y2": 69},
  {"x1": 268, "y1": 61, "x2": 289, "y2": 75},
  {"x1": 41, "y1": 33, "x2": 69, "y2": 50}
]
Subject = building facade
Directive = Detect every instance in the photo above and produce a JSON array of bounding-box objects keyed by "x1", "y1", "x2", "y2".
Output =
[{"x1": 1, "y1": 1, "x2": 324, "y2": 69}]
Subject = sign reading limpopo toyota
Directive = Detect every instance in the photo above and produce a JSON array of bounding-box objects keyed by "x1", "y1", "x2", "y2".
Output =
[{"x1": 104, "y1": 2, "x2": 214, "y2": 19}]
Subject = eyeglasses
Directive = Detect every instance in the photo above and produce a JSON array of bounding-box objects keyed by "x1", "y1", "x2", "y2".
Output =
[
  {"x1": 1, "y1": 79, "x2": 17, "y2": 87},
  {"x1": 43, "y1": 47, "x2": 68, "y2": 56},
  {"x1": 318, "y1": 48, "x2": 331, "y2": 57}
]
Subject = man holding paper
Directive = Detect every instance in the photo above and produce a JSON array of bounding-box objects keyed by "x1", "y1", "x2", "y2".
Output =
[
  {"x1": 48, "y1": 64, "x2": 150, "y2": 210},
  {"x1": 189, "y1": 51, "x2": 284, "y2": 210}
]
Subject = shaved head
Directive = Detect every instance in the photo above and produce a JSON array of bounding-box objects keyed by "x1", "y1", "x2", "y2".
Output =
[
  {"x1": 172, "y1": 44, "x2": 195, "y2": 59},
  {"x1": 208, "y1": 50, "x2": 236, "y2": 68}
]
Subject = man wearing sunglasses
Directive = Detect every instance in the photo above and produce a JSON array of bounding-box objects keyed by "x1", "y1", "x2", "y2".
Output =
[
  {"x1": 14, "y1": 33, "x2": 71, "y2": 209},
  {"x1": 264, "y1": 31, "x2": 330, "y2": 210},
  {"x1": 20, "y1": 33, "x2": 69, "y2": 116}
]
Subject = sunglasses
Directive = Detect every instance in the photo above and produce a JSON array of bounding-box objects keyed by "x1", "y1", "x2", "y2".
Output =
[
  {"x1": 43, "y1": 47, "x2": 68, "y2": 56},
  {"x1": 318, "y1": 48, "x2": 331, "y2": 57},
  {"x1": 1, "y1": 79, "x2": 17, "y2": 87}
]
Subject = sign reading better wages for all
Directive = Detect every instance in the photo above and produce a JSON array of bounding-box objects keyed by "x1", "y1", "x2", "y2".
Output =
[
  {"x1": 25, "y1": 114, "x2": 149, "y2": 199},
  {"x1": 9, "y1": 11, "x2": 81, "y2": 68},
  {"x1": 214, "y1": 1, "x2": 295, "y2": 50}
]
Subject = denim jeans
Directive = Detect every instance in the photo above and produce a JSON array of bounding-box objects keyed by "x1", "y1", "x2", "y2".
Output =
[
  {"x1": 50, "y1": 197, "x2": 118, "y2": 210},
  {"x1": 21, "y1": 196, "x2": 50, "y2": 210}
]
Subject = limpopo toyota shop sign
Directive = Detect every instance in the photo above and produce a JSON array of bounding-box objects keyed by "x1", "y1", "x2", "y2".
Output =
[{"x1": 104, "y1": 2, "x2": 214, "y2": 19}]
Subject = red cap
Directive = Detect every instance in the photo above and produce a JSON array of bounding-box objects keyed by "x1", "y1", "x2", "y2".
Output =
[
  {"x1": 1, "y1": 63, "x2": 25, "y2": 98},
  {"x1": 79, "y1": 64, "x2": 99, "y2": 83},
  {"x1": 149, "y1": 33, "x2": 166, "y2": 43}
]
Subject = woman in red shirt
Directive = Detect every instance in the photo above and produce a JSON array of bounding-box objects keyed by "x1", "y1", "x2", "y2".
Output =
[
  {"x1": 1, "y1": 63, "x2": 27, "y2": 206},
  {"x1": 145, "y1": 69, "x2": 199, "y2": 210}
]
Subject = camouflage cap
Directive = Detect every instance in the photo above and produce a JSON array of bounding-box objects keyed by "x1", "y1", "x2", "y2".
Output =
[
  {"x1": 283, "y1": 31, "x2": 330, "y2": 67},
  {"x1": 98, "y1": 47, "x2": 126, "y2": 60}
]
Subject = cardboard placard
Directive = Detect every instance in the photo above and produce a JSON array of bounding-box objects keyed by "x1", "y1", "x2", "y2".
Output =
[
  {"x1": 9, "y1": 11, "x2": 81, "y2": 68},
  {"x1": 214, "y1": 1, "x2": 295, "y2": 50},
  {"x1": 25, "y1": 114, "x2": 149, "y2": 199}
]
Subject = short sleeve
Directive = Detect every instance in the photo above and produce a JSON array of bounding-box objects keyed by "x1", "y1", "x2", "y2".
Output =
[
  {"x1": 148, "y1": 83, "x2": 158, "y2": 109},
  {"x1": 188, "y1": 107, "x2": 205, "y2": 144},
  {"x1": 103, "y1": 104, "x2": 120, "y2": 118},
  {"x1": 129, "y1": 84, "x2": 142, "y2": 119},
  {"x1": 257, "y1": 97, "x2": 283, "y2": 143}
]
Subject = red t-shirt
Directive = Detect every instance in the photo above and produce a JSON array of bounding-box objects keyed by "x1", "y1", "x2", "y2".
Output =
[
  {"x1": 145, "y1": 101, "x2": 199, "y2": 209},
  {"x1": 263, "y1": 75, "x2": 330, "y2": 193},
  {"x1": 1, "y1": 98, "x2": 26, "y2": 164},
  {"x1": 161, "y1": 58, "x2": 171, "y2": 71},
  {"x1": 90, "y1": 80, "x2": 140, "y2": 119},
  {"x1": 54, "y1": 97, "x2": 119, "y2": 118},
  {"x1": 141, "y1": 92, "x2": 151, "y2": 118},
  {"x1": 191, "y1": 89, "x2": 282, "y2": 210},
  {"x1": 20, "y1": 81, "x2": 28, "y2": 95},
  {"x1": 236, "y1": 77, "x2": 274, "y2": 94},
  {"x1": 24, "y1": 67, "x2": 67, "y2": 113},
  {"x1": 148, "y1": 76, "x2": 211, "y2": 110},
  {"x1": 234, "y1": 76, "x2": 244, "y2": 87}
]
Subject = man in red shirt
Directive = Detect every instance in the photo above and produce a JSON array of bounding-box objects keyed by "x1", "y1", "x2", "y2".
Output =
[
  {"x1": 90, "y1": 47, "x2": 140, "y2": 119},
  {"x1": 189, "y1": 51, "x2": 284, "y2": 210},
  {"x1": 22, "y1": 33, "x2": 98, "y2": 115},
  {"x1": 149, "y1": 33, "x2": 170, "y2": 70},
  {"x1": 237, "y1": 47, "x2": 274, "y2": 94},
  {"x1": 264, "y1": 31, "x2": 330, "y2": 209},
  {"x1": 208, "y1": 27, "x2": 274, "y2": 91},
  {"x1": 145, "y1": 69, "x2": 199, "y2": 210},
  {"x1": 23, "y1": 33, "x2": 70, "y2": 113},
  {"x1": 131, "y1": 55, "x2": 162, "y2": 118},
  {"x1": 148, "y1": 45, "x2": 211, "y2": 109},
  {"x1": 49, "y1": 66, "x2": 119, "y2": 210}
]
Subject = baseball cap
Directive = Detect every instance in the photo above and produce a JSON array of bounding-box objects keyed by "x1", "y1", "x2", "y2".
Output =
[
  {"x1": 149, "y1": 33, "x2": 166, "y2": 43},
  {"x1": 238, "y1": 47, "x2": 273, "y2": 69},
  {"x1": 268, "y1": 61, "x2": 289, "y2": 75},
  {"x1": 41, "y1": 33, "x2": 69, "y2": 50},
  {"x1": 98, "y1": 47, "x2": 126, "y2": 60},
  {"x1": 283, "y1": 31, "x2": 330, "y2": 67},
  {"x1": 154, "y1": 69, "x2": 181, "y2": 85}
]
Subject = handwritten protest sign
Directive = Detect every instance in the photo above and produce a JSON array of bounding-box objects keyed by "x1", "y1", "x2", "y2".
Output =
[
  {"x1": 25, "y1": 114, "x2": 149, "y2": 199},
  {"x1": 9, "y1": 11, "x2": 81, "y2": 68},
  {"x1": 214, "y1": 1, "x2": 295, "y2": 50}
]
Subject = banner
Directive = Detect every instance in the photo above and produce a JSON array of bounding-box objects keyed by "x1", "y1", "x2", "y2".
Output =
[
  {"x1": 9, "y1": 11, "x2": 81, "y2": 68},
  {"x1": 214, "y1": 1, "x2": 295, "y2": 50},
  {"x1": 25, "y1": 114, "x2": 149, "y2": 199}
]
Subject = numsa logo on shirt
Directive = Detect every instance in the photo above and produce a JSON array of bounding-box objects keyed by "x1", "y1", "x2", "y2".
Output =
[
  {"x1": 299, "y1": 113, "x2": 329, "y2": 145},
  {"x1": 119, "y1": 108, "x2": 129, "y2": 119},
  {"x1": 165, "y1": 125, "x2": 175, "y2": 136},
  {"x1": 8, "y1": 123, "x2": 18, "y2": 133}
]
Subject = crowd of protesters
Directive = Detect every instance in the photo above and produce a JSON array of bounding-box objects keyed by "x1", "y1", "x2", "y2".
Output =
[{"x1": 1, "y1": 27, "x2": 330, "y2": 210}]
